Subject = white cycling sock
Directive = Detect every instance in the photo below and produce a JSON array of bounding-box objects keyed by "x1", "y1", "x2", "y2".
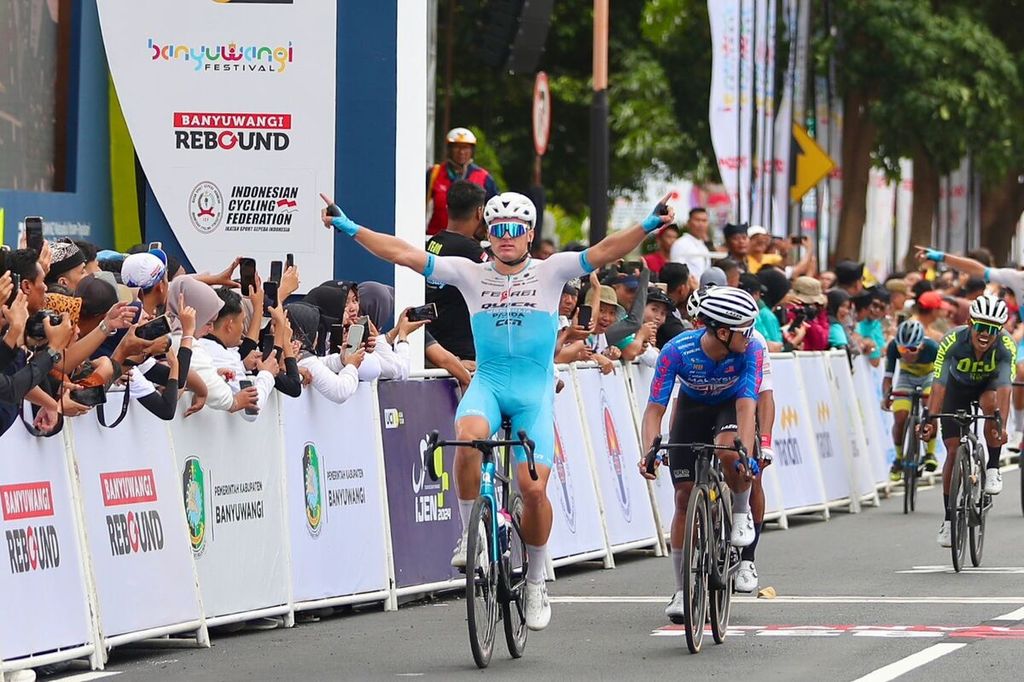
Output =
[
  {"x1": 732, "y1": 488, "x2": 751, "y2": 514},
  {"x1": 1014, "y1": 408, "x2": 1024, "y2": 434},
  {"x1": 458, "y1": 499, "x2": 475, "y2": 534},
  {"x1": 672, "y1": 549, "x2": 685, "y2": 591},
  {"x1": 526, "y1": 544, "x2": 547, "y2": 584}
]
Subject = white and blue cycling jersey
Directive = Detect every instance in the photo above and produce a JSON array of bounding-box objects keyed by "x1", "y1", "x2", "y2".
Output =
[
  {"x1": 649, "y1": 328, "x2": 765, "y2": 407},
  {"x1": 422, "y1": 250, "x2": 596, "y2": 466}
]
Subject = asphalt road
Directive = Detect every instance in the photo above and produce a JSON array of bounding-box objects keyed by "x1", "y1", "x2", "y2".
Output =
[{"x1": 51, "y1": 464, "x2": 1024, "y2": 682}]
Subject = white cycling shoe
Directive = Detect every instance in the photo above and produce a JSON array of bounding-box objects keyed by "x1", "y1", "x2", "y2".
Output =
[
  {"x1": 936, "y1": 521, "x2": 951, "y2": 548},
  {"x1": 525, "y1": 581, "x2": 551, "y2": 631},
  {"x1": 450, "y1": 533, "x2": 468, "y2": 569},
  {"x1": 735, "y1": 561, "x2": 758, "y2": 593},
  {"x1": 731, "y1": 511, "x2": 755, "y2": 547},
  {"x1": 665, "y1": 590, "x2": 686, "y2": 624},
  {"x1": 984, "y1": 468, "x2": 1002, "y2": 495}
]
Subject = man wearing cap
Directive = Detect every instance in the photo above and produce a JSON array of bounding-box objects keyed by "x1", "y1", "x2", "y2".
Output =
[
  {"x1": 602, "y1": 264, "x2": 650, "y2": 351},
  {"x1": 788, "y1": 276, "x2": 830, "y2": 351},
  {"x1": 745, "y1": 226, "x2": 782, "y2": 274},
  {"x1": 669, "y1": 207, "x2": 713, "y2": 280},
  {"x1": 835, "y1": 259, "x2": 865, "y2": 296},
  {"x1": 885, "y1": 278, "x2": 910, "y2": 318},
  {"x1": 45, "y1": 238, "x2": 89, "y2": 292},
  {"x1": 721, "y1": 223, "x2": 750, "y2": 272},
  {"x1": 741, "y1": 273, "x2": 782, "y2": 351},
  {"x1": 122, "y1": 249, "x2": 170, "y2": 316},
  {"x1": 426, "y1": 127, "x2": 500, "y2": 236},
  {"x1": 914, "y1": 290, "x2": 946, "y2": 342},
  {"x1": 588, "y1": 285, "x2": 644, "y2": 363}
]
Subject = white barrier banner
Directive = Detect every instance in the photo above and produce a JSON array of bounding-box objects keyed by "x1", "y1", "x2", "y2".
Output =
[
  {"x1": 281, "y1": 387, "x2": 389, "y2": 603},
  {"x1": 628, "y1": 363, "x2": 676, "y2": 532},
  {"x1": 548, "y1": 371, "x2": 607, "y2": 561},
  {"x1": 767, "y1": 356, "x2": 827, "y2": 511},
  {"x1": 96, "y1": 0, "x2": 337, "y2": 288},
  {"x1": 852, "y1": 356, "x2": 894, "y2": 486},
  {"x1": 0, "y1": 423, "x2": 93, "y2": 660},
  {"x1": 796, "y1": 355, "x2": 852, "y2": 502},
  {"x1": 829, "y1": 353, "x2": 877, "y2": 498},
  {"x1": 169, "y1": 395, "x2": 290, "y2": 619},
  {"x1": 574, "y1": 368, "x2": 657, "y2": 546},
  {"x1": 71, "y1": 408, "x2": 202, "y2": 639}
]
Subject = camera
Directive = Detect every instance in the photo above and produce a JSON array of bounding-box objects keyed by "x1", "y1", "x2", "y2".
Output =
[
  {"x1": 26, "y1": 310, "x2": 63, "y2": 340},
  {"x1": 70, "y1": 385, "x2": 106, "y2": 407}
]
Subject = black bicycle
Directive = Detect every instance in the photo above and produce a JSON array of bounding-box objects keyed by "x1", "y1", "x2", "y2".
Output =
[
  {"x1": 424, "y1": 417, "x2": 537, "y2": 669},
  {"x1": 1012, "y1": 381, "x2": 1024, "y2": 518},
  {"x1": 890, "y1": 386, "x2": 926, "y2": 514},
  {"x1": 922, "y1": 406, "x2": 1001, "y2": 572},
  {"x1": 644, "y1": 436, "x2": 759, "y2": 654}
]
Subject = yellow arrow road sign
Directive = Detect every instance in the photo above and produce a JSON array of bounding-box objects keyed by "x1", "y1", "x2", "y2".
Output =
[{"x1": 790, "y1": 124, "x2": 835, "y2": 202}]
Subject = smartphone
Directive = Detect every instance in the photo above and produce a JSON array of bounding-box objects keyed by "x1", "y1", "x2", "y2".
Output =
[
  {"x1": 407, "y1": 302, "x2": 438, "y2": 323},
  {"x1": 577, "y1": 304, "x2": 593, "y2": 329},
  {"x1": 622, "y1": 260, "x2": 644, "y2": 274},
  {"x1": 25, "y1": 217, "x2": 44, "y2": 254},
  {"x1": 7, "y1": 273, "x2": 21, "y2": 306},
  {"x1": 263, "y1": 280, "x2": 279, "y2": 310},
  {"x1": 285, "y1": 253, "x2": 294, "y2": 270},
  {"x1": 260, "y1": 331, "x2": 277, "y2": 361},
  {"x1": 346, "y1": 322, "x2": 366, "y2": 352},
  {"x1": 239, "y1": 257, "x2": 257, "y2": 296},
  {"x1": 135, "y1": 314, "x2": 172, "y2": 341},
  {"x1": 328, "y1": 323, "x2": 345, "y2": 354},
  {"x1": 269, "y1": 260, "x2": 283, "y2": 283},
  {"x1": 238, "y1": 379, "x2": 259, "y2": 416},
  {"x1": 790, "y1": 236, "x2": 803, "y2": 245},
  {"x1": 70, "y1": 385, "x2": 106, "y2": 407},
  {"x1": 149, "y1": 241, "x2": 163, "y2": 251}
]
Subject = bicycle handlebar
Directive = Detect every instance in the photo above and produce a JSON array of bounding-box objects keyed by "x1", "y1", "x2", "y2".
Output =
[
  {"x1": 921, "y1": 408, "x2": 1003, "y2": 433},
  {"x1": 644, "y1": 435, "x2": 760, "y2": 477},
  {"x1": 424, "y1": 429, "x2": 539, "y2": 482}
]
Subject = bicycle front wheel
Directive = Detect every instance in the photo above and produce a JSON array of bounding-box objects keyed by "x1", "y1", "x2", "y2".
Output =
[
  {"x1": 466, "y1": 497, "x2": 498, "y2": 668},
  {"x1": 970, "y1": 445, "x2": 987, "y2": 567},
  {"x1": 903, "y1": 418, "x2": 920, "y2": 514},
  {"x1": 948, "y1": 447, "x2": 970, "y2": 573},
  {"x1": 708, "y1": 482, "x2": 733, "y2": 645},
  {"x1": 682, "y1": 486, "x2": 709, "y2": 654},
  {"x1": 502, "y1": 492, "x2": 528, "y2": 659}
]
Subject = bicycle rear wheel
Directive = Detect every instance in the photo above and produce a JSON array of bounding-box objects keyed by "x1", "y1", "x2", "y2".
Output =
[
  {"x1": 708, "y1": 482, "x2": 733, "y2": 645},
  {"x1": 682, "y1": 486, "x2": 709, "y2": 654},
  {"x1": 970, "y1": 446, "x2": 987, "y2": 567},
  {"x1": 948, "y1": 448, "x2": 970, "y2": 573},
  {"x1": 466, "y1": 497, "x2": 498, "y2": 668},
  {"x1": 502, "y1": 492, "x2": 528, "y2": 659},
  {"x1": 1019, "y1": 455, "x2": 1023, "y2": 518},
  {"x1": 903, "y1": 418, "x2": 920, "y2": 514}
]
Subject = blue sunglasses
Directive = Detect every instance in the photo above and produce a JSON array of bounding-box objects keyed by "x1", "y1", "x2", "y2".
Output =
[{"x1": 489, "y1": 221, "x2": 530, "y2": 239}]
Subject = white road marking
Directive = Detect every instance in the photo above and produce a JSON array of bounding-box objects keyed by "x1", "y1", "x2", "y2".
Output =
[
  {"x1": 52, "y1": 673, "x2": 121, "y2": 682},
  {"x1": 848, "y1": 643, "x2": 966, "y2": 682},
  {"x1": 551, "y1": 595, "x2": 1024, "y2": 605},
  {"x1": 897, "y1": 566, "x2": 1024, "y2": 575},
  {"x1": 992, "y1": 606, "x2": 1024, "y2": 621}
]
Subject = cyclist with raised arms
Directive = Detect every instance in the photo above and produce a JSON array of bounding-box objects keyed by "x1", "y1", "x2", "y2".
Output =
[
  {"x1": 881, "y1": 320, "x2": 940, "y2": 480},
  {"x1": 639, "y1": 286, "x2": 764, "y2": 622},
  {"x1": 321, "y1": 190, "x2": 675, "y2": 631},
  {"x1": 920, "y1": 295, "x2": 1015, "y2": 547}
]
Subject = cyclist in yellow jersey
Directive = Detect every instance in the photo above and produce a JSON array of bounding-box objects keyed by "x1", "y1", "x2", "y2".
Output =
[{"x1": 881, "y1": 320, "x2": 939, "y2": 480}]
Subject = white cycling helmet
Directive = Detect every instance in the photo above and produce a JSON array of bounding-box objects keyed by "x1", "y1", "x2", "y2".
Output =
[
  {"x1": 698, "y1": 286, "x2": 759, "y2": 328},
  {"x1": 484, "y1": 192, "x2": 537, "y2": 230},
  {"x1": 686, "y1": 289, "x2": 704, "y2": 319},
  {"x1": 969, "y1": 294, "x2": 1008, "y2": 326},
  {"x1": 896, "y1": 319, "x2": 926, "y2": 348},
  {"x1": 446, "y1": 127, "x2": 477, "y2": 145}
]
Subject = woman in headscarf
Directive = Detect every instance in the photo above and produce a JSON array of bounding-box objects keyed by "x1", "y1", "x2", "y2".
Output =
[
  {"x1": 303, "y1": 282, "x2": 386, "y2": 382},
  {"x1": 286, "y1": 301, "x2": 363, "y2": 403}
]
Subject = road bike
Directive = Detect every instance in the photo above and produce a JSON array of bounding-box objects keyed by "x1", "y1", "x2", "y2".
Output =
[
  {"x1": 424, "y1": 417, "x2": 537, "y2": 669},
  {"x1": 644, "y1": 436, "x2": 759, "y2": 654},
  {"x1": 1012, "y1": 381, "x2": 1024, "y2": 518},
  {"x1": 889, "y1": 386, "x2": 926, "y2": 514},
  {"x1": 922, "y1": 406, "x2": 1001, "y2": 572}
]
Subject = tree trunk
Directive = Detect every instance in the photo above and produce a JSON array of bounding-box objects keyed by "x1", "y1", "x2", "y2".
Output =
[
  {"x1": 905, "y1": 151, "x2": 938, "y2": 271},
  {"x1": 980, "y1": 171, "x2": 1024, "y2": 266},
  {"x1": 835, "y1": 88, "x2": 876, "y2": 264}
]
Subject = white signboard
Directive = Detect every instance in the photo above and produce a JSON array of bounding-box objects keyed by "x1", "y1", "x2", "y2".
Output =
[
  {"x1": 829, "y1": 352, "x2": 877, "y2": 499},
  {"x1": 71, "y1": 408, "x2": 202, "y2": 639},
  {"x1": 767, "y1": 356, "x2": 828, "y2": 512},
  {"x1": 796, "y1": 354, "x2": 853, "y2": 503},
  {"x1": 96, "y1": 0, "x2": 337, "y2": 288},
  {"x1": 281, "y1": 387, "x2": 389, "y2": 604}
]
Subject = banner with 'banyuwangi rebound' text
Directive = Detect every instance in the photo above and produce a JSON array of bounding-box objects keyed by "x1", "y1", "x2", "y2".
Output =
[{"x1": 96, "y1": 0, "x2": 336, "y2": 289}]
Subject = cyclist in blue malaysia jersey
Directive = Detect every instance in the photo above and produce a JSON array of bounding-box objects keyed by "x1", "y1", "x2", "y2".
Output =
[
  {"x1": 322, "y1": 190, "x2": 676, "y2": 632},
  {"x1": 639, "y1": 286, "x2": 764, "y2": 623}
]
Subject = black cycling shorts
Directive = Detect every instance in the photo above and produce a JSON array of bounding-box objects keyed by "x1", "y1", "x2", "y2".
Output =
[
  {"x1": 667, "y1": 395, "x2": 738, "y2": 484},
  {"x1": 938, "y1": 377, "x2": 995, "y2": 438}
]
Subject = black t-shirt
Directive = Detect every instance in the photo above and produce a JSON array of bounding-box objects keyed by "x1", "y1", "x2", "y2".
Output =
[{"x1": 425, "y1": 231, "x2": 486, "y2": 360}]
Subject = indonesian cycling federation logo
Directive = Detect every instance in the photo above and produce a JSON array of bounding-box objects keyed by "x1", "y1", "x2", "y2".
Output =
[
  {"x1": 188, "y1": 181, "x2": 224, "y2": 234},
  {"x1": 303, "y1": 443, "x2": 323, "y2": 537},
  {"x1": 182, "y1": 457, "x2": 207, "y2": 556},
  {"x1": 552, "y1": 422, "x2": 576, "y2": 533},
  {"x1": 601, "y1": 391, "x2": 631, "y2": 522}
]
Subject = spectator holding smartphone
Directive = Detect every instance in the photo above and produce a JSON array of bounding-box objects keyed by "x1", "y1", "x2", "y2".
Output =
[{"x1": 286, "y1": 302, "x2": 362, "y2": 404}]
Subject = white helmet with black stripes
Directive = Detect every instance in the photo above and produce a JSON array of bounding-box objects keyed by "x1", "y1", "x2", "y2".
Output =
[
  {"x1": 698, "y1": 286, "x2": 759, "y2": 329},
  {"x1": 969, "y1": 294, "x2": 1008, "y2": 326}
]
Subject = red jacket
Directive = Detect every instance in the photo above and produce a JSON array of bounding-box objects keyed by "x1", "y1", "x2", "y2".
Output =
[{"x1": 426, "y1": 163, "x2": 498, "y2": 236}]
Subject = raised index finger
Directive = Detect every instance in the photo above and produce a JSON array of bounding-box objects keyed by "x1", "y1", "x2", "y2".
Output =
[
  {"x1": 659, "y1": 191, "x2": 673, "y2": 205},
  {"x1": 320, "y1": 192, "x2": 334, "y2": 206}
]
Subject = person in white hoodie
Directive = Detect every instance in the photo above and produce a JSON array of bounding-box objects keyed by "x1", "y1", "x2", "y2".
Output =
[{"x1": 286, "y1": 301, "x2": 364, "y2": 403}]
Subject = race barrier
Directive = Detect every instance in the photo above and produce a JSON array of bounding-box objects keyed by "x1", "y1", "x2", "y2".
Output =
[{"x1": 1, "y1": 348, "x2": 900, "y2": 674}]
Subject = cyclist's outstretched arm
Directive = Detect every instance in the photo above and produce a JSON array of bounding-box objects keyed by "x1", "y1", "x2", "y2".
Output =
[
  {"x1": 321, "y1": 194, "x2": 428, "y2": 273},
  {"x1": 914, "y1": 245, "x2": 986, "y2": 278},
  {"x1": 587, "y1": 193, "x2": 676, "y2": 269}
]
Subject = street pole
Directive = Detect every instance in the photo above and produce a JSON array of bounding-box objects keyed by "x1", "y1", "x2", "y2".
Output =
[{"x1": 589, "y1": 0, "x2": 609, "y2": 245}]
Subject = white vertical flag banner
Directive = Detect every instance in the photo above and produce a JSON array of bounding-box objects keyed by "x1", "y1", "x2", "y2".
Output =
[
  {"x1": 751, "y1": 0, "x2": 770, "y2": 228},
  {"x1": 708, "y1": 0, "x2": 755, "y2": 223},
  {"x1": 96, "y1": 0, "x2": 337, "y2": 289}
]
